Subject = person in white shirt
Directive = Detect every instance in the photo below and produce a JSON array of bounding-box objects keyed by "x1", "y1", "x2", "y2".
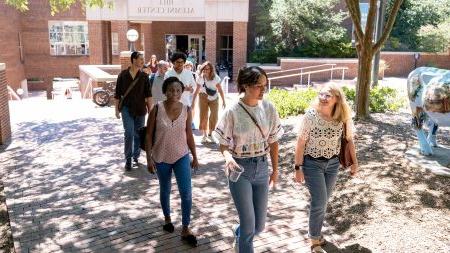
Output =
[
  {"x1": 193, "y1": 61, "x2": 226, "y2": 143},
  {"x1": 165, "y1": 52, "x2": 196, "y2": 107}
]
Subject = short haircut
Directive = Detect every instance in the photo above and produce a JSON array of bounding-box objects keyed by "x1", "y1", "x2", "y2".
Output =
[
  {"x1": 170, "y1": 51, "x2": 187, "y2": 63},
  {"x1": 236, "y1": 66, "x2": 268, "y2": 93},
  {"x1": 130, "y1": 51, "x2": 143, "y2": 64},
  {"x1": 162, "y1": 77, "x2": 185, "y2": 94},
  {"x1": 157, "y1": 60, "x2": 169, "y2": 68}
]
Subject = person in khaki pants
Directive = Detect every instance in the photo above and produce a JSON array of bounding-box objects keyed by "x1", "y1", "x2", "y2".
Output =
[{"x1": 194, "y1": 61, "x2": 226, "y2": 143}]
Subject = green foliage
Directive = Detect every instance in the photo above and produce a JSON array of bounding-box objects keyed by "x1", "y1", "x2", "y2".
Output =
[
  {"x1": 417, "y1": 18, "x2": 450, "y2": 52},
  {"x1": 268, "y1": 86, "x2": 405, "y2": 119},
  {"x1": 249, "y1": 48, "x2": 279, "y2": 64},
  {"x1": 342, "y1": 86, "x2": 405, "y2": 113},
  {"x1": 267, "y1": 88, "x2": 318, "y2": 118},
  {"x1": 5, "y1": 0, "x2": 111, "y2": 15},
  {"x1": 386, "y1": 0, "x2": 450, "y2": 51},
  {"x1": 269, "y1": 0, "x2": 347, "y2": 53}
]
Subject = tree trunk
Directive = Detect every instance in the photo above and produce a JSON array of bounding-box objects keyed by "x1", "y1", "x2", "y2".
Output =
[{"x1": 355, "y1": 47, "x2": 374, "y2": 119}]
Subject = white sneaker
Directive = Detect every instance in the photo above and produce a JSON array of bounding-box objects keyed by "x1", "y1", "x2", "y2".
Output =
[
  {"x1": 207, "y1": 135, "x2": 217, "y2": 143},
  {"x1": 201, "y1": 136, "x2": 208, "y2": 143},
  {"x1": 231, "y1": 224, "x2": 239, "y2": 252}
]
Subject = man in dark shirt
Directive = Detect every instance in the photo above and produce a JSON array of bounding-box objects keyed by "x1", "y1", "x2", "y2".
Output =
[{"x1": 114, "y1": 51, "x2": 153, "y2": 171}]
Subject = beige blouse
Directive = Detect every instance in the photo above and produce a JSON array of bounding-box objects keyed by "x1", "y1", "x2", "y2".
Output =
[{"x1": 298, "y1": 108, "x2": 354, "y2": 159}]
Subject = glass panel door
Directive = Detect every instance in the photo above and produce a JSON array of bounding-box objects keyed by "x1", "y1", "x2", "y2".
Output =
[{"x1": 188, "y1": 35, "x2": 203, "y2": 68}]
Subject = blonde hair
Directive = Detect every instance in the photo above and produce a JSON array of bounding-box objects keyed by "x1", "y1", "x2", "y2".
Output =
[
  {"x1": 312, "y1": 83, "x2": 352, "y2": 123},
  {"x1": 199, "y1": 61, "x2": 217, "y2": 81}
]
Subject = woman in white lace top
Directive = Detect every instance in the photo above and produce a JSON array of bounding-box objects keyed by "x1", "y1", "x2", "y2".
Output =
[{"x1": 293, "y1": 83, "x2": 358, "y2": 253}]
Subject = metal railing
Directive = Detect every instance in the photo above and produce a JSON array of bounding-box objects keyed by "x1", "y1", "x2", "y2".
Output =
[
  {"x1": 268, "y1": 66, "x2": 348, "y2": 90},
  {"x1": 266, "y1": 63, "x2": 337, "y2": 76},
  {"x1": 221, "y1": 76, "x2": 230, "y2": 94}
]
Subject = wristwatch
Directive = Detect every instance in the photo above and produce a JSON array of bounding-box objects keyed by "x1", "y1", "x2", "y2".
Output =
[{"x1": 294, "y1": 164, "x2": 302, "y2": 171}]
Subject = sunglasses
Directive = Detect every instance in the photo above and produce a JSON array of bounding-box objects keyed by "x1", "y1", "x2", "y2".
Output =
[{"x1": 318, "y1": 92, "x2": 333, "y2": 99}]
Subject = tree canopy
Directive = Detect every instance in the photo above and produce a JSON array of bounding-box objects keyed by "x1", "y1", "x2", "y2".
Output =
[
  {"x1": 386, "y1": 0, "x2": 450, "y2": 51},
  {"x1": 4, "y1": 0, "x2": 110, "y2": 15},
  {"x1": 270, "y1": 0, "x2": 347, "y2": 50}
]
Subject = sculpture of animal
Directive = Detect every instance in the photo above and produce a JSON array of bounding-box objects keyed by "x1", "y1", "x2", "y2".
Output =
[{"x1": 407, "y1": 67, "x2": 450, "y2": 155}]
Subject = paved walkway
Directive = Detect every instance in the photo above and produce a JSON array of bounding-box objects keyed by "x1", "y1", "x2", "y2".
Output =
[{"x1": 1, "y1": 99, "x2": 338, "y2": 252}]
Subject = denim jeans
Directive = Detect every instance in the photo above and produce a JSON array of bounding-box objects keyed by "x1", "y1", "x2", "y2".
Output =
[
  {"x1": 229, "y1": 155, "x2": 269, "y2": 253},
  {"x1": 302, "y1": 155, "x2": 340, "y2": 240},
  {"x1": 121, "y1": 106, "x2": 145, "y2": 162},
  {"x1": 155, "y1": 154, "x2": 192, "y2": 226}
]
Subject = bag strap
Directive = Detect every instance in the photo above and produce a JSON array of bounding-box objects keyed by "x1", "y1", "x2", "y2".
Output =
[
  {"x1": 122, "y1": 72, "x2": 142, "y2": 101},
  {"x1": 342, "y1": 121, "x2": 347, "y2": 139},
  {"x1": 151, "y1": 104, "x2": 159, "y2": 146},
  {"x1": 238, "y1": 102, "x2": 266, "y2": 139}
]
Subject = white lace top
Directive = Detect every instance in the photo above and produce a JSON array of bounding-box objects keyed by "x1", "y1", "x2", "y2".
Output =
[
  {"x1": 298, "y1": 109, "x2": 354, "y2": 159},
  {"x1": 214, "y1": 100, "x2": 284, "y2": 158}
]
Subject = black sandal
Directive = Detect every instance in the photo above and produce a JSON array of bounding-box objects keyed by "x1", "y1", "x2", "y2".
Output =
[
  {"x1": 181, "y1": 234, "x2": 198, "y2": 247},
  {"x1": 163, "y1": 222, "x2": 174, "y2": 233},
  {"x1": 311, "y1": 244, "x2": 326, "y2": 253},
  {"x1": 318, "y1": 235, "x2": 326, "y2": 246}
]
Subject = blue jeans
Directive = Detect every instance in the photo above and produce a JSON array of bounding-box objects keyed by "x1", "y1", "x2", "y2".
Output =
[
  {"x1": 121, "y1": 106, "x2": 145, "y2": 162},
  {"x1": 303, "y1": 155, "x2": 340, "y2": 240},
  {"x1": 229, "y1": 155, "x2": 269, "y2": 253},
  {"x1": 155, "y1": 154, "x2": 192, "y2": 226}
]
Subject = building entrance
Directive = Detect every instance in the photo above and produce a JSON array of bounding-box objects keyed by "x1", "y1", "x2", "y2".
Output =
[{"x1": 165, "y1": 34, "x2": 204, "y2": 67}]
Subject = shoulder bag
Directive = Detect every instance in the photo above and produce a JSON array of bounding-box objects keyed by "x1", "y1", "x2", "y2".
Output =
[{"x1": 339, "y1": 122, "x2": 354, "y2": 168}]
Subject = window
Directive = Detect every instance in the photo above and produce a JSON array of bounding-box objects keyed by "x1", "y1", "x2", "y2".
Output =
[
  {"x1": 219, "y1": 35, "x2": 233, "y2": 65},
  {"x1": 49, "y1": 21, "x2": 89, "y2": 56},
  {"x1": 112, "y1": 32, "x2": 119, "y2": 55},
  {"x1": 18, "y1": 32, "x2": 24, "y2": 63}
]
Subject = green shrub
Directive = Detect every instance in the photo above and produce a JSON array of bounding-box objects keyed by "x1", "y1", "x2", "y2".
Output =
[
  {"x1": 342, "y1": 86, "x2": 405, "y2": 113},
  {"x1": 267, "y1": 88, "x2": 318, "y2": 118},
  {"x1": 269, "y1": 86, "x2": 405, "y2": 119}
]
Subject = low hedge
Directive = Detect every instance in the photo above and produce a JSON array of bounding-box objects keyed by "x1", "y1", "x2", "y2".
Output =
[{"x1": 267, "y1": 86, "x2": 405, "y2": 118}]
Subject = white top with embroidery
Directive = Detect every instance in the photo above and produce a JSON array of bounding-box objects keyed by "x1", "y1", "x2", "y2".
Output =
[
  {"x1": 298, "y1": 108, "x2": 354, "y2": 159},
  {"x1": 214, "y1": 100, "x2": 284, "y2": 158}
]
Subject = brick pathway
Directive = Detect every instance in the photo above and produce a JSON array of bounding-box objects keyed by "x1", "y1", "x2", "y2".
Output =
[{"x1": 1, "y1": 99, "x2": 338, "y2": 252}]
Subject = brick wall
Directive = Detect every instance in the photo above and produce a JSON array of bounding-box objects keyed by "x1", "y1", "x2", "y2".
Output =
[
  {"x1": 20, "y1": 0, "x2": 89, "y2": 98},
  {"x1": 0, "y1": 2, "x2": 26, "y2": 91},
  {"x1": 205, "y1": 21, "x2": 217, "y2": 65},
  {"x1": 267, "y1": 51, "x2": 450, "y2": 86},
  {"x1": 0, "y1": 63, "x2": 12, "y2": 145},
  {"x1": 232, "y1": 22, "x2": 248, "y2": 80}
]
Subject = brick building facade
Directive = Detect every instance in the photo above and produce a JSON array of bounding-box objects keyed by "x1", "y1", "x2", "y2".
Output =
[{"x1": 0, "y1": 0, "x2": 250, "y2": 93}]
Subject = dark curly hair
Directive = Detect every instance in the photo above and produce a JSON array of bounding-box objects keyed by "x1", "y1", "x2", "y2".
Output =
[
  {"x1": 162, "y1": 77, "x2": 185, "y2": 94},
  {"x1": 169, "y1": 51, "x2": 187, "y2": 63},
  {"x1": 236, "y1": 66, "x2": 268, "y2": 94}
]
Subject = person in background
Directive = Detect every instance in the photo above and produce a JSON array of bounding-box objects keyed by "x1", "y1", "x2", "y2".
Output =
[
  {"x1": 293, "y1": 83, "x2": 358, "y2": 253},
  {"x1": 114, "y1": 51, "x2": 153, "y2": 171},
  {"x1": 148, "y1": 54, "x2": 158, "y2": 74},
  {"x1": 193, "y1": 61, "x2": 226, "y2": 143},
  {"x1": 165, "y1": 52, "x2": 198, "y2": 129},
  {"x1": 150, "y1": 60, "x2": 170, "y2": 106}
]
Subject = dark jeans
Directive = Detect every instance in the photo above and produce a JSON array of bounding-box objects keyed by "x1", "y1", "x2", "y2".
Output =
[
  {"x1": 121, "y1": 106, "x2": 145, "y2": 162},
  {"x1": 303, "y1": 155, "x2": 340, "y2": 240}
]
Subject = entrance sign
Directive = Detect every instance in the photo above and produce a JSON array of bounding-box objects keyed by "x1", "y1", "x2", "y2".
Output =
[
  {"x1": 126, "y1": 29, "x2": 139, "y2": 42},
  {"x1": 129, "y1": 0, "x2": 205, "y2": 18}
]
